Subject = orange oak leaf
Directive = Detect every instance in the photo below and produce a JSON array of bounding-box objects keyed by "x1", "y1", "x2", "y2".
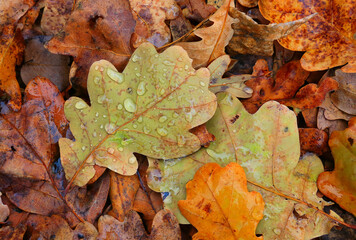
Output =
[
  {"x1": 258, "y1": 0, "x2": 356, "y2": 72},
  {"x1": 242, "y1": 59, "x2": 338, "y2": 113},
  {"x1": 98, "y1": 210, "x2": 181, "y2": 240},
  {"x1": 0, "y1": 0, "x2": 36, "y2": 27},
  {"x1": 178, "y1": 162, "x2": 264, "y2": 240},
  {"x1": 0, "y1": 25, "x2": 25, "y2": 111},
  {"x1": 0, "y1": 77, "x2": 67, "y2": 180},
  {"x1": 317, "y1": 117, "x2": 356, "y2": 216},
  {"x1": 46, "y1": 0, "x2": 135, "y2": 94}
]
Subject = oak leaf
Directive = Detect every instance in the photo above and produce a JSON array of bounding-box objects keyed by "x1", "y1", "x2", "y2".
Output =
[
  {"x1": 320, "y1": 93, "x2": 354, "y2": 121},
  {"x1": 258, "y1": 0, "x2": 356, "y2": 72},
  {"x1": 0, "y1": 77, "x2": 67, "y2": 180},
  {"x1": 176, "y1": 0, "x2": 216, "y2": 22},
  {"x1": 130, "y1": 0, "x2": 180, "y2": 48},
  {"x1": 176, "y1": 0, "x2": 235, "y2": 68},
  {"x1": 317, "y1": 117, "x2": 356, "y2": 216},
  {"x1": 0, "y1": 192, "x2": 10, "y2": 222},
  {"x1": 0, "y1": 0, "x2": 36, "y2": 27},
  {"x1": 299, "y1": 128, "x2": 329, "y2": 156},
  {"x1": 148, "y1": 93, "x2": 339, "y2": 239},
  {"x1": 0, "y1": 25, "x2": 25, "y2": 111},
  {"x1": 46, "y1": 0, "x2": 135, "y2": 94},
  {"x1": 41, "y1": 0, "x2": 74, "y2": 35},
  {"x1": 97, "y1": 210, "x2": 181, "y2": 240},
  {"x1": 228, "y1": 8, "x2": 314, "y2": 56},
  {"x1": 178, "y1": 162, "x2": 264, "y2": 240},
  {"x1": 59, "y1": 43, "x2": 217, "y2": 187}
]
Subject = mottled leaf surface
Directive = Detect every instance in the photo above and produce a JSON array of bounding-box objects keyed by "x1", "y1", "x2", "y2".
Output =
[
  {"x1": 179, "y1": 162, "x2": 264, "y2": 240},
  {"x1": 148, "y1": 93, "x2": 338, "y2": 239},
  {"x1": 60, "y1": 43, "x2": 217, "y2": 187}
]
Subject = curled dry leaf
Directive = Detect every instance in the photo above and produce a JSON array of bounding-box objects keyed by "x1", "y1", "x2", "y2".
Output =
[
  {"x1": 46, "y1": 0, "x2": 135, "y2": 94},
  {"x1": 259, "y1": 0, "x2": 356, "y2": 72},
  {"x1": 242, "y1": 59, "x2": 338, "y2": 113},
  {"x1": 0, "y1": 25, "x2": 24, "y2": 111},
  {"x1": 208, "y1": 55, "x2": 252, "y2": 98},
  {"x1": 317, "y1": 108, "x2": 348, "y2": 136},
  {"x1": 98, "y1": 210, "x2": 181, "y2": 240},
  {"x1": 321, "y1": 93, "x2": 354, "y2": 121},
  {"x1": 0, "y1": 0, "x2": 36, "y2": 27},
  {"x1": 176, "y1": 0, "x2": 216, "y2": 22},
  {"x1": 0, "y1": 77, "x2": 67, "y2": 180},
  {"x1": 228, "y1": 8, "x2": 315, "y2": 56},
  {"x1": 59, "y1": 43, "x2": 217, "y2": 187},
  {"x1": 317, "y1": 117, "x2": 356, "y2": 216},
  {"x1": 130, "y1": 0, "x2": 180, "y2": 48},
  {"x1": 176, "y1": 0, "x2": 235, "y2": 68},
  {"x1": 178, "y1": 162, "x2": 264, "y2": 240},
  {"x1": 0, "y1": 192, "x2": 10, "y2": 222},
  {"x1": 148, "y1": 93, "x2": 340, "y2": 239},
  {"x1": 41, "y1": 0, "x2": 74, "y2": 35},
  {"x1": 21, "y1": 38, "x2": 71, "y2": 92}
]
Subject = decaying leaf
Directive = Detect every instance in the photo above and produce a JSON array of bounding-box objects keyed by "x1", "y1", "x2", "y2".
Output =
[
  {"x1": 148, "y1": 93, "x2": 339, "y2": 239},
  {"x1": 242, "y1": 59, "x2": 338, "y2": 113},
  {"x1": 130, "y1": 0, "x2": 180, "y2": 48},
  {"x1": 208, "y1": 55, "x2": 253, "y2": 98},
  {"x1": 317, "y1": 117, "x2": 356, "y2": 216},
  {"x1": 317, "y1": 108, "x2": 348, "y2": 136},
  {"x1": 179, "y1": 162, "x2": 264, "y2": 240},
  {"x1": 46, "y1": 0, "x2": 135, "y2": 94},
  {"x1": 330, "y1": 69, "x2": 356, "y2": 115},
  {"x1": 228, "y1": 8, "x2": 315, "y2": 56},
  {"x1": 59, "y1": 43, "x2": 217, "y2": 187},
  {"x1": 0, "y1": 224, "x2": 26, "y2": 239},
  {"x1": 299, "y1": 128, "x2": 329, "y2": 156},
  {"x1": 0, "y1": 25, "x2": 25, "y2": 111},
  {"x1": 321, "y1": 93, "x2": 354, "y2": 121},
  {"x1": 0, "y1": 0, "x2": 36, "y2": 27},
  {"x1": 41, "y1": 0, "x2": 74, "y2": 35},
  {"x1": 0, "y1": 77, "x2": 67, "y2": 180},
  {"x1": 259, "y1": 0, "x2": 356, "y2": 72},
  {"x1": 176, "y1": 0, "x2": 235, "y2": 68},
  {"x1": 176, "y1": 0, "x2": 216, "y2": 22},
  {"x1": 0, "y1": 192, "x2": 10, "y2": 222},
  {"x1": 97, "y1": 210, "x2": 181, "y2": 240},
  {"x1": 21, "y1": 38, "x2": 71, "y2": 92}
]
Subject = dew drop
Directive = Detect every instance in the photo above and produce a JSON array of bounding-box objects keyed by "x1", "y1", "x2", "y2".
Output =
[
  {"x1": 184, "y1": 65, "x2": 189, "y2": 70},
  {"x1": 243, "y1": 86, "x2": 253, "y2": 94},
  {"x1": 163, "y1": 68, "x2": 167, "y2": 72},
  {"x1": 177, "y1": 134, "x2": 185, "y2": 147},
  {"x1": 154, "y1": 54, "x2": 159, "y2": 58},
  {"x1": 81, "y1": 146, "x2": 86, "y2": 151},
  {"x1": 173, "y1": 112, "x2": 179, "y2": 118},
  {"x1": 117, "y1": 104, "x2": 123, "y2": 110},
  {"x1": 97, "y1": 95, "x2": 106, "y2": 104},
  {"x1": 103, "y1": 115, "x2": 107, "y2": 118},
  {"x1": 144, "y1": 126, "x2": 151, "y2": 134},
  {"x1": 118, "y1": 147, "x2": 123, "y2": 152},
  {"x1": 159, "y1": 116, "x2": 167, "y2": 123},
  {"x1": 137, "y1": 116, "x2": 143, "y2": 122},
  {"x1": 232, "y1": 129, "x2": 237, "y2": 133},
  {"x1": 178, "y1": 67, "x2": 183, "y2": 72},
  {"x1": 163, "y1": 60, "x2": 174, "y2": 66},
  {"x1": 121, "y1": 139, "x2": 131, "y2": 146},
  {"x1": 168, "y1": 95, "x2": 173, "y2": 100},
  {"x1": 107, "y1": 148, "x2": 114, "y2": 154},
  {"x1": 200, "y1": 81, "x2": 206, "y2": 87},
  {"x1": 128, "y1": 156, "x2": 136, "y2": 164},
  {"x1": 137, "y1": 82, "x2": 146, "y2": 96},
  {"x1": 95, "y1": 66, "x2": 99, "y2": 70},
  {"x1": 105, "y1": 123, "x2": 116, "y2": 134},
  {"x1": 107, "y1": 68, "x2": 124, "y2": 83},
  {"x1": 100, "y1": 124, "x2": 104, "y2": 129},
  {"x1": 75, "y1": 101, "x2": 87, "y2": 110},
  {"x1": 136, "y1": 72, "x2": 141, "y2": 77},
  {"x1": 157, "y1": 127, "x2": 168, "y2": 136},
  {"x1": 131, "y1": 54, "x2": 141, "y2": 62},
  {"x1": 80, "y1": 124, "x2": 86, "y2": 129},
  {"x1": 124, "y1": 98, "x2": 137, "y2": 113},
  {"x1": 94, "y1": 76, "x2": 100, "y2": 85},
  {"x1": 160, "y1": 88, "x2": 165, "y2": 95},
  {"x1": 95, "y1": 112, "x2": 99, "y2": 117},
  {"x1": 133, "y1": 124, "x2": 138, "y2": 129},
  {"x1": 273, "y1": 228, "x2": 281, "y2": 235},
  {"x1": 168, "y1": 120, "x2": 175, "y2": 126},
  {"x1": 99, "y1": 67, "x2": 104, "y2": 72},
  {"x1": 92, "y1": 131, "x2": 97, "y2": 137},
  {"x1": 177, "y1": 56, "x2": 183, "y2": 62},
  {"x1": 185, "y1": 114, "x2": 193, "y2": 122}
]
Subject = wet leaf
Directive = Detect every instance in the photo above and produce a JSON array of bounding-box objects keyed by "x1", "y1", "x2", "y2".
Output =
[
  {"x1": 0, "y1": 25, "x2": 25, "y2": 111},
  {"x1": 97, "y1": 210, "x2": 181, "y2": 240},
  {"x1": 148, "y1": 93, "x2": 340, "y2": 239},
  {"x1": 59, "y1": 43, "x2": 217, "y2": 187},
  {"x1": 176, "y1": 0, "x2": 235, "y2": 68},
  {"x1": 178, "y1": 162, "x2": 264, "y2": 240},
  {"x1": 0, "y1": 77, "x2": 67, "y2": 180},
  {"x1": 46, "y1": 0, "x2": 135, "y2": 94},
  {"x1": 41, "y1": 0, "x2": 74, "y2": 35},
  {"x1": 208, "y1": 55, "x2": 253, "y2": 98},
  {"x1": 317, "y1": 117, "x2": 356, "y2": 216},
  {"x1": 228, "y1": 8, "x2": 314, "y2": 56},
  {"x1": 299, "y1": 128, "x2": 329, "y2": 156},
  {"x1": 259, "y1": 0, "x2": 356, "y2": 72},
  {"x1": 130, "y1": 0, "x2": 180, "y2": 48},
  {"x1": 21, "y1": 38, "x2": 71, "y2": 92},
  {"x1": 242, "y1": 59, "x2": 338, "y2": 113}
]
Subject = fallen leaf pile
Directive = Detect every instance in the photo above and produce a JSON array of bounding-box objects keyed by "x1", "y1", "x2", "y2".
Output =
[{"x1": 0, "y1": 0, "x2": 355, "y2": 239}]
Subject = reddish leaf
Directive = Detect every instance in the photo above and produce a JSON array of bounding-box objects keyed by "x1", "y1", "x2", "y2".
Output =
[
  {"x1": 190, "y1": 124, "x2": 215, "y2": 147},
  {"x1": 0, "y1": 0, "x2": 36, "y2": 27},
  {"x1": 299, "y1": 128, "x2": 329, "y2": 156}
]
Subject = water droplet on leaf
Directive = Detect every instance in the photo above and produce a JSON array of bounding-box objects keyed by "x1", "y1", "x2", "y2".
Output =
[
  {"x1": 124, "y1": 98, "x2": 137, "y2": 113},
  {"x1": 105, "y1": 123, "x2": 116, "y2": 134},
  {"x1": 107, "y1": 68, "x2": 124, "y2": 83},
  {"x1": 157, "y1": 127, "x2": 168, "y2": 136},
  {"x1": 107, "y1": 148, "x2": 114, "y2": 154},
  {"x1": 137, "y1": 82, "x2": 146, "y2": 96},
  {"x1": 159, "y1": 116, "x2": 167, "y2": 123},
  {"x1": 75, "y1": 101, "x2": 87, "y2": 109}
]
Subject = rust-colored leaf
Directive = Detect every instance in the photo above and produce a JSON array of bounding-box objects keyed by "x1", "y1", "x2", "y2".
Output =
[
  {"x1": 190, "y1": 124, "x2": 215, "y2": 147},
  {"x1": 317, "y1": 117, "x2": 356, "y2": 216},
  {"x1": 0, "y1": 224, "x2": 26, "y2": 240},
  {"x1": 0, "y1": 25, "x2": 24, "y2": 111},
  {"x1": 41, "y1": 0, "x2": 74, "y2": 35},
  {"x1": 259, "y1": 0, "x2": 356, "y2": 72},
  {"x1": 0, "y1": 0, "x2": 36, "y2": 27},
  {"x1": 46, "y1": 0, "x2": 135, "y2": 94},
  {"x1": 299, "y1": 128, "x2": 329, "y2": 156},
  {"x1": 178, "y1": 162, "x2": 264, "y2": 240},
  {"x1": 98, "y1": 210, "x2": 181, "y2": 240},
  {"x1": 0, "y1": 192, "x2": 10, "y2": 222},
  {"x1": 176, "y1": 0, "x2": 216, "y2": 22}
]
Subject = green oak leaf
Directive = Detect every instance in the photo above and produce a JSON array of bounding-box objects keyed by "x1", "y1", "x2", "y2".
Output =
[
  {"x1": 59, "y1": 43, "x2": 217, "y2": 187},
  {"x1": 148, "y1": 93, "x2": 339, "y2": 239},
  {"x1": 208, "y1": 55, "x2": 253, "y2": 98}
]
